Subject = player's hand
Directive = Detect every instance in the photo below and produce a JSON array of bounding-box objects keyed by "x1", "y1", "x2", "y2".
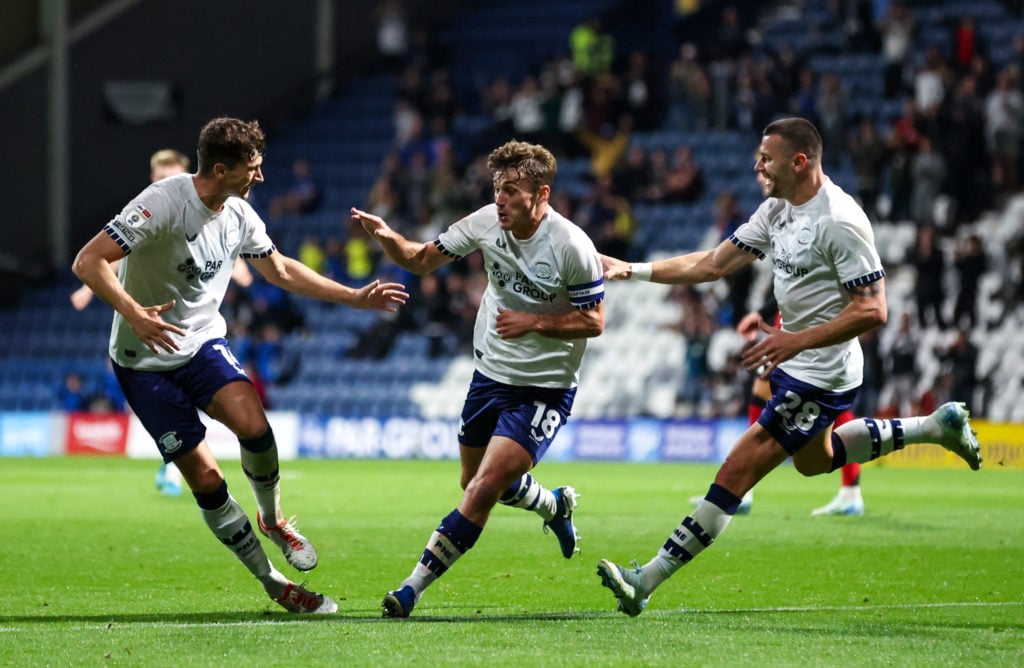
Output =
[
  {"x1": 126, "y1": 300, "x2": 186, "y2": 354},
  {"x1": 740, "y1": 318, "x2": 801, "y2": 377},
  {"x1": 70, "y1": 285, "x2": 95, "y2": 311},
  {"x1": 495, "y1": 307, "x2": 535, "y2": 339},
  {"x1": 350, "y1": 207, "x2": 393, "y2": 240},
  {"x1": 601, "y1": 254, "x2": 632, "y2": 280},
  {"x1": 736, "y1": 312, "x2": 763, "y2": 340},
  {"x1": 355, "y1": 280, "x2": 408, "y2": 312}
]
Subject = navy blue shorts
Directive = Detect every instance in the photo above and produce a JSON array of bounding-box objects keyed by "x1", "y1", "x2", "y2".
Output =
[
  {"x1": 112, "y1": 338, "x2": 251, "y2": 462},
  {"x1": 756, "y1": 368, "x2": 858, "y2": 455},
  {"x1": 459, "y1": 371, "x2": 576, "y2": 465}
]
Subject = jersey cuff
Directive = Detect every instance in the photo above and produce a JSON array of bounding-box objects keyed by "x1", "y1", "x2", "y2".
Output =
[
  {"x1": 843, "y1": 269, "x2": 885, "y2": 290},
  {"x1": 729, "y1": 234, "x2": 765, "y2": 259}
]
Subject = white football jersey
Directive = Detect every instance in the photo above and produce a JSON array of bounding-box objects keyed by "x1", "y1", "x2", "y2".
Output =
[
  {"x1": 731, "y1": 178, "x2": 884, "y2": 391},
  {"x1": 436, "y1": 203, "x2": 605, "y2": 388},
  {"x1": 103, "y1": 173, "x2": 274, "y2": 371}
]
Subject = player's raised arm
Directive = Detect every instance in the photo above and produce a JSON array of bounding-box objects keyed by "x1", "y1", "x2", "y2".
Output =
[{"x1": 351, "y1": 207, "x2": 451, "y2": 276}]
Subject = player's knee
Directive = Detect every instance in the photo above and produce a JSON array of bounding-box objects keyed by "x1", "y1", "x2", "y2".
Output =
[
  {"x1": 239, "y1": 427, "x2": 275, "y2": 452},
  {"x1": 791, "y1": 456, "x2": 830, "y2": 477},
  {"x1": 187, "y1": 467, "x2": 226, "y2": 495}
]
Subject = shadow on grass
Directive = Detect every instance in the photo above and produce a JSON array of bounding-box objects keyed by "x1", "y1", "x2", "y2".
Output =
[{"x1": 2, "y1": 600, "x2": 1021, "y2": 628}]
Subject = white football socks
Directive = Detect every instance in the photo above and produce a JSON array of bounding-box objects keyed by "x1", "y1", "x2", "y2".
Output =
[
  {"x1": 200, "y1": 495, "x2": 277, "y2": 582},
  {"x1": 643, "y1": 499, "x2": 735, "y2": 591}
]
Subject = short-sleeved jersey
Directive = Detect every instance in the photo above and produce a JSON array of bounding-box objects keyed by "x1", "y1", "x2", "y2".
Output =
[
  {"x1": 730, "y1": 178, "x2": 884, "y2": 391},
  {"x1": 435, "y1": 203, "x2": 604, "y2": 388},
  {"x1": 103, "y1": 173, "x2": 275, "y2": 371}
]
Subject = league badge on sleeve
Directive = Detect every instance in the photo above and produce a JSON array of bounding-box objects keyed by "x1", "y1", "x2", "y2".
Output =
[{"x1": 126, "y1": 204, "x2": 152, "y2": 226}]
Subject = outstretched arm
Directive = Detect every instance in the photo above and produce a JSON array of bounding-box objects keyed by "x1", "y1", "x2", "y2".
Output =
[
  {"x1": 350, "y1": 207, "x2": 451, "y2": 276},
  {"x1": 602, "y1": 238, "x2": 757, "y2": 284},
  {"x1": 248, "y1": 251, "x2": 408, "y2": 312}
]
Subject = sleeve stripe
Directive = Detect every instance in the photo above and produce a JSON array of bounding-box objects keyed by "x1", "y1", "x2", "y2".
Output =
[
  {"x1": 728, "y1": 234, "x2": 765, "y2": 259},
  {"x1": 103, "y1": 224, "x2": 132, "y2": 255},
  {"x1": 240, "y1": 245, "x2": 276, "y2": 259},
  {"x1": 843, "y1": 269, "x2": 886, "y2": 289},
  {"x1": 434, "y1": 239, "x2": 462, "y2": 260}
]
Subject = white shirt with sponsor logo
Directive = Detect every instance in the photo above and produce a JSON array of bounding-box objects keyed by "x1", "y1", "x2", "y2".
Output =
[
  {"x1": 103, "y1": 173, "x2": 274, "y2": 371},
  {"x1": 730, "y1": 178, "x2": 884, "y2": 391},
  {"x1": 436, "y1": 203, "x2": 605, "y2": 388}
]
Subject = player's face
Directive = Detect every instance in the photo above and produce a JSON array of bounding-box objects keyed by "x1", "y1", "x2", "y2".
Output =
[
  {"x1": 223, "y1": 153, "x2": 264, "y2": 200},
  {"x1": 754, "y1": 134, "x2": 796, "y2": 200},
  {"x1": 493, "y1": 169, "x2": 547, "y2": 237}
]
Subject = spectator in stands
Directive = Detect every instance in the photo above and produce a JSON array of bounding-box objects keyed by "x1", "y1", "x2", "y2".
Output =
[
  {"x1": 937, "y1": 329, "x2": 980, "y2": 412},
  {"x1": 950, "y1": 16, "x2": 985, "y2": 77},
  {"x1": 72, "y1": 116, "x2": 408, "y2": 614},
  {"x1": 267, "y1": 158, "x2": 321, "y2": 219},
  {"x1": 984, "y1": 64, "x2": 1023, "y2": 197},
  {"x1": 253, "y1": 322, "x2": 299, "y2": 386},
  {"x1": 940, "y1": 74, "x2": 989, "y2": 226},
  {"x1": 651, "y1": 144, "x2": 705, "y2": 204},
  {"x1": 297, "y1": 235, "x2": 326, "y2": 274},
  {"x1": 509, "y1": 75, "x2": 548, "y2": 145},
  {"x1": 576, "y1": 73, "x2": 632, "y2": 177},
  {"x1": 881, "y1": 312, "x2": 920, "y2": 415},
  {"x1": 914, "y1": 46, "x2": 949, "y2": 118},
  {"x1": 399, "y1": 272, "x2": 457, "y2": 358},
  {"x1": 909, "y1": 225, "x2": 948, "y2": 329},
  {"x1": 886, "y1": 97, "x2": 920, "y2": 221},
  {"x1": 576, "y1": 173, "x2": 634, "y2": 258},
  {"x1": 674, "y1": 286, "x2": 716, "y2": 415},
  {"x1": 877, "y1": 0, "x2": 915, "y2": 98},
  {"x1": 613, "y1": 145, "x2": 654, "y2": 204},
  {"x1": 622, "y1": 49, "x2": 663, "y2": 132},
  {"x1": 58, "y1": 372, "x2": 89, "y2": 412},
  {"x1": 667, "y1": 42, "x2": 711, "y2": 131},
  {"x1": 910, "y1": 135, "x2": 947, "y2": 227},
  {"x1": 374, "y1": 0, "x2": 409, "y2": 74},
  {"x1": 848, "y1": 117, "x2": 888, "y2": 222},
  {"x1": 815, "y1": 72, "x2": 847, "y2": 169},
  {"x1": 852, "y1": 326, "x2": 884, "y2": 418},
  {"x1": 952, "y1": 233, "x2": 988, "y2": 330},
  {"x1": 352, "y1": 139, "x2": 605, "y2": 618},
  {"x1": 569, "y1": 18, "x2": 614, "y2": 76}
]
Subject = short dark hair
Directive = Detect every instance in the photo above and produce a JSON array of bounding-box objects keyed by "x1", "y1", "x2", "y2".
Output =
[
  {"x1": 487, "y1": 140, "x2": 557, "y2": 190},
  {"x1": 196, "y1": 117, "x2": 266, "y2": 174},
  {"x1": 763, "y1": 117, "x2": 822, "y2": 165}
]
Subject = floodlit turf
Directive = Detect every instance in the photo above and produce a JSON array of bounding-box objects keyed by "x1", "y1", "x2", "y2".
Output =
[{"x1": 2, "y1": 456, "x2": 1021, "y2": 666}]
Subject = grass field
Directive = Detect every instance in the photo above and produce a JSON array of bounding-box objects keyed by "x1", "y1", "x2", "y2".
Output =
[{"x1": 2, "y1": 456, "x2": 1021, "y2": 667}]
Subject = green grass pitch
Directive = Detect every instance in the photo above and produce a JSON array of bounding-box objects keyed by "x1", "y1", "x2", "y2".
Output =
[{"x1": 2, "y1": 456, "x2": 1021, "y2": 666}]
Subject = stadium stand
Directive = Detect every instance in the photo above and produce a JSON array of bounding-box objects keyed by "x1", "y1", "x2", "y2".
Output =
[{"x1": 2, "y1": 0, "x2": 1023, "y2": 422}]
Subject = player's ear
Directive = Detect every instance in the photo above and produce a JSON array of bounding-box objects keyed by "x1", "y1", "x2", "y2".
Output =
[
  {"x1": 536, "y1": 183, "x2": 551, "y2": 204},
  {"x1": 793, "y1": 152, "x2": 808, "y2": 171}
]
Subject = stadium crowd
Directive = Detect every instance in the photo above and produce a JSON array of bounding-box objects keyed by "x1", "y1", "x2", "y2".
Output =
[{"x1": 61, "y1": 1, "x2": 1024, "y2": 422}]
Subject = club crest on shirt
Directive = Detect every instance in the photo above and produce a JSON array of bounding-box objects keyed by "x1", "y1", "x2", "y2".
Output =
[
  {"x1": 532, "y1": 261, "x2": 553, "y2": 280},
  {"x1": 797, "y1": 227, "x2": 814, "y2": 244}
]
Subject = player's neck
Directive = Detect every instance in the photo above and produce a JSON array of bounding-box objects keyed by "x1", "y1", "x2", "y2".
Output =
[
  {"x1": 789, "y1": 170, "x2": 826, "y2": 207},
  {"x1": 191, "y1": 175, "x2": 229, "y2": 212}
]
